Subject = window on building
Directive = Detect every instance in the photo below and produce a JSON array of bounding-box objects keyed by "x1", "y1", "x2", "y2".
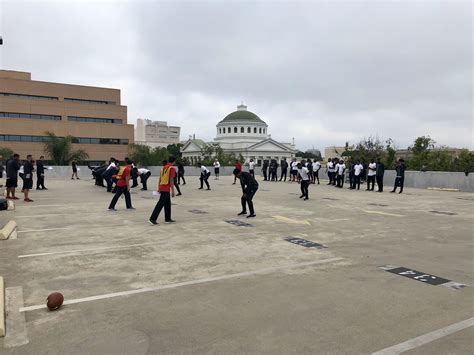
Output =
[
  {"x1": 247, "y1": 127, "x2": 251, "y2": 133},
  {"x1": 234, "y1": 127, "x2": 237, "y2": 133},
  {"x1": 254, "y1": 127, "x2": 257, "y2": 133},
  {"x1": 0, "y1": 134, "x2": 127, "y2": 144},
  {"x1": 68, "y1": 116, "x2": 121, "y2": 124},
  {"x1": 0, "y1": 112, "x2": 61, "y2": 121},
  {"x1": 264, "y1": 128, "x2": 266, "y2": 134},
  {"x1": 228, "y1": 127, "x2": 231, "y2": 133},
  {"x1": 219, "y1": 128, "x2": 221, "y2": 134},
  {"x1": 0, "y1": 92, "x2": 58, "y2": 101},
  {"x1": 259, "y1": 128, "x2": 262, "y2": 134},
  {"x1": 64, "y1": 98, "x2": 115, "y2": 105}
]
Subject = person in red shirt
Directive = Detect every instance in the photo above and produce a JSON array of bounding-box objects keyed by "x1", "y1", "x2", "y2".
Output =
[
  {"x1": 108, "y1": 158, "x2": 134, "y2": 211},
  {"x1": 233, "y1": 159, "x2": 242, "y2": 185},
  {"x1": 149, "y1": 156, "x2": 176, "y2": 225}
]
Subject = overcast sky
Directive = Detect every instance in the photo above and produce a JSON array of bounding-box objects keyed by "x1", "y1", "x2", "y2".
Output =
[{"x1": 1, "y1": 0, "x2": 472, "y2": 151}]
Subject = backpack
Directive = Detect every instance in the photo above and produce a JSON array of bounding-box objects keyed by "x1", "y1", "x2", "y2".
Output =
[{"x1": 0, "y1": 198, "x2": 7, "y2": 211}]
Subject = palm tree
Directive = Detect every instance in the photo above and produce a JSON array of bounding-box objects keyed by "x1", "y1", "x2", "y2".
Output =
[{"x1": 42, "y1": 132, "x2": 89, "y2": 165}]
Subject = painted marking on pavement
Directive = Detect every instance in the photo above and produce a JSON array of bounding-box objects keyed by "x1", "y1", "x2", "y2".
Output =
[
  {"x1": 4, "y1": 287, "x2": 29, "y2": 348},
  {"x1": 372, "y1": 317, "x2": 474, "y2": 355},
  {"x1": 272, "y1": 215, "x2": 311, "y2": 225},
  {"x1": 380, "y1": 265, "x2": 468, "y2": 290},
  {"x1": 362, "y1": 210, "x2": 404, "y2": 217},
  {"x1": 429, "y1": 210, "x2": 457, "y2": 216},
  {"x1": 225, "y1": 220, "x2": 253, "y2": 227},
  {"x1": 18, "y1": 227, "x2": 70, "y2": 233},
  {"x1": 18, "y1": 241, "x2": 167, "y2": 259},
  {"x1": 285, "y1": 237, "x2": 327, "y2": 249},
  {"x1": 20, "y1": 257, "x2": 344, "y2": 312}
]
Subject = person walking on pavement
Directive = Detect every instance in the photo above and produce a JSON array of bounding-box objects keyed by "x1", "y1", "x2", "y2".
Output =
[
  {"x1": 213, "y1": 159, "x2": 221, "y2": 180},
  {"x1": 108, "y1": 158, "x2": 134, "y2": 211},
  {"x1": 149, "y1": 157, "x2": 176, "y2": 225}
]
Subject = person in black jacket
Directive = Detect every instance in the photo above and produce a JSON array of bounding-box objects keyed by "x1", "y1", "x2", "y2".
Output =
[
  {"x1": 262, "y1": 160, "x2": 269, "y2": 181},
  {"x1": 391, "y1": 159, "x2": 406, "y2": 194},
  {"x1": 177, "y1": 162, "x2": 186, "y2": 185},
  {"x1": 23, "y1": 155, "x2": 35, "y2": 202},
  {"x1": 280, "y1": 159, "x2": 288, "y2": 182},
  {"x1": 234, "y1": 169, "x2": 259, "y2": 218},
  {"x1": 376, "y1": 159, "x2": 385, "y2": 192},
  {"x1": 5, "y1": 154, "x2": 20, "y2": 200},
  {"x1": 36, "y1": 155, "x2": 47, "y2": 190}
]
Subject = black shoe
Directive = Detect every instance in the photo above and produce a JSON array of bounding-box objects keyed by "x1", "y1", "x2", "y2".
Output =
[
  {"x1": 238, "y1": 211, "x2": 247, "y2": 216},
  {"x1": 247, "y1": 214, "x2": 256, "y2": 218},
  {"x1": 165, "y1": 219, "x2": 176, "y2": 224},
  {"x1": 43, "y1": 187, "x2": 48, "y2": 190},
  {"x1": 176, "y1": 193, "x2": 182, "y2": 196},
  {"x1": 127, "y1": 207, "x2": 136, "y2": 210},
  {"x1": 304, "y1": 198, "x2": 309, "y2": 200},
  {"x1": 399, "y1": 191, "x2": 403, "y2": 194},
  {"x1": 107, "y1": 208, "x2": 117, "y2": 211},
  {"x1": 198, "y1": 187, "x2": 203, "y2": 190},
  {"x1": 390, "y1": 190, "x2": 395, "y2": 193},
  {"x1": 148, "y1": 219, "x2": 158, "y2": 225},
  {"x1": 299, "y1": 195, "x2": 304, "y2": 198},
  {"x1": 182, "y1": 183, "x2": 186, "y2": 185},
  {"x1": 207, "y1": 188, "x2": 211, "y2": 190}
]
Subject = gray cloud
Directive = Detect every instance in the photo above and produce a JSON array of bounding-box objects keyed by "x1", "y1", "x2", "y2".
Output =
[{"x1": 2, "y1": 0, "x2": 472, "y2": 151}]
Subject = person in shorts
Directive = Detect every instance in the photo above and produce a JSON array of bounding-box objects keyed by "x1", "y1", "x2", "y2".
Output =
[
  {"x1": 23, "y1": 154, "x2": 34, "y2": 202},
  {"x1": 6, "y1": 154, "x2": 21, "y2": 200}
]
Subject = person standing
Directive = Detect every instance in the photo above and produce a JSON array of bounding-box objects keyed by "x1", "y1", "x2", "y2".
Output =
[
  {"x1": 391, "y1": 159, "x2": 406, "y2": 194},
  {"x1": 297, "y1": 162, "x2": 310, "y2": 200},
  {"x1": 130, "y1": 162, "x2": 139, "y2": 188},
  {"x1": 306, "y1": 159, "x2": 313, "y2": 183},
  {"x1": 137, "y1": 167, "x2": 151, "y2": 190},
  {"x1": 23, "y1": 155, "x2": 34, "y2": 202},
  {"x1": 213, "y1": 159, "x2": 221, "y2": 180},
  {"x1": 326, "y1": 158, "x2": 335, "y2": 185},
  {"x1": 348, "y1": 160, "x2": 355, "y2": 189},
  {"x1": 5, "y1": 154, "x2": 21, "y2": 200},
  {"x1": 233, "y1": 160, "x2": 242, "y2": 185},
  {"x1": 353, "y1": 160, "x2": 363, "y2": 190},
  {"x1": 262, "y1": 160, "x2": 269, "y2": 181},
  {"x1": 248, "y1": 159, "x2": 256, "y2": 178},
  {"x1": 149, "y1": 157, "x2": 176, "y2": 225},
  {"x1": 336, "y1": 159, "x2": 346, "y2": 188},
  {"x1": 376, "y1": 159, "x2": 385, "y2": 192},
  {"x1": 291, "y1": 158, "x2": 298, "y2": 182},
  {"x1": 177, "y1": 161, "x2": 186, "y2": 185},
  {"x1": 234, "y1": 168, "x2": 259, "y2": 218},
  {"x1": 269, "y1": 160, "x2": 276, "y2": 181},
  {"x1": 108, "y1": 158, "x2": 134, "y2": 211},
  {"x1": 103, "y1": 158, "x2": 117, "y2": 192},
  {"x1": 0, "y1": 154, "x2": 4, "y2": 188},
  {"x1": 312, "y1": 160, "x2": 321, "y2": 184},
  {"x1": 71, "y1": 160, "x2": 80, "y2": 179},
  {"x1": 199, "y1": 164, "x2": 211, "y2": 190},
  {"x1": 36, "y1": 156, "x2": 47, "y2": 190},
  {"x1": 280, "y1": 159, "x2": 288, "y2": 182},
  {"x1": 366, "y1": 160, "x2": 377, "y2": 191}
]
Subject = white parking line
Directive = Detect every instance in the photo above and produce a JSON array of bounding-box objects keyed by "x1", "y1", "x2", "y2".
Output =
[
  {"x1": 362, "y1": 210, "x2": 405, "y2": 217},
  {"x1": 20, "y1": 257, "x2": 344, "y2": 312},
  {"x1": 372, "y1": 317, "x2": 474, "y2": 355},
  {"x1": 17, "y1": 227, "x2": 70, "y2": 233},
  {"x1": 18, "y1": 241, "x2": 166, "y2": 258}
]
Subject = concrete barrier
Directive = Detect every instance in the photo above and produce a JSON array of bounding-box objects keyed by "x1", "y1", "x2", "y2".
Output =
[
  {"x1": 0, "y1": 221, "x2": 17, "y2": 240},
  {"x1": 31, "y1": 166, "x2": 474, "y2": 192},
  {"x1": 0, "y1": 276, "x2": 4, "y2": 337}
]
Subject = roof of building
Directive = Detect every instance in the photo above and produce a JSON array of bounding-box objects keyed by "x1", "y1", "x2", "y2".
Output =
[{"x1": 217, "y1": 104, "x2": 266, "y2": 125}]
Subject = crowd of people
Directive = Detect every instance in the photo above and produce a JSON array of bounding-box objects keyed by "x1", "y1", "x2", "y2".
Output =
[{"x1": 0, "y1": 153, "x2": 49, "y2": 202}]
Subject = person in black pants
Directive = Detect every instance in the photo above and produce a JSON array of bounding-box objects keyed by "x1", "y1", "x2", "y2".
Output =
[
  {"x1": 353, "y1": 161, "x2": 363, "y2": 190},
  {"x1": 23, "y1": 155, "x2": 34, "y2": 202},
  {"x1": 108, "y1": 159, "x2": 134, "y2": 210},
  {"x1": 177, "y1": 162, "x2": 186, "y2": 185},
  {"x1": 137, "y1": 168, "x2": 151, "y2": 190},
  {"x1": 262, "y1": 160, "x2": 269, "y2": 181},
  {"x1": 131, "y1": 163, "x2": 139, "y2": 188},
  {"x1": 376, "y1": 159, "x2": 385, "y2": 192},
  {"x1": 235, "y1": 169, "x2": 259, "y2": 218},
  {"x1": 280, "y1": 159, "x2": 288, "y2": 181},
  {"x1": 391, "y1": 159, "x2": 406, "y2": 194},
  {"x1": 149, "y1": 157, "x2": 176, "y2": 225},
  {"x1": 199, "y1": 165, "x2": 211, "y2": 190},
  {"x1": 36, "y1": 155, "x2": 47, "y2": 190}
]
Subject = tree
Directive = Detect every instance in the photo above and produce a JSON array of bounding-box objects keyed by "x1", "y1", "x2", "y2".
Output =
[
  {"x1": 200, "y1": 143, "x2": 236, "y2": 166},
  {"x1": 296, "y1": 149, "x2": 322, "y2": 160},
  {"x1": 407, "y1": 136, "x2": 435, "y2": 170},
  {"x1": 0, "y1": 147, "x2": 14, "y2": 158},
  {"x1": 128, "y1": 143, "x2": 169, "y2": 166},
  {"x1": 452, "y1": 149, "x2": 474, "y2": 173},
  {"x1": 166, "y1": 143, "x2": 183, "y2": 159},
  {"x1": 42, "y1": 132, "x2": 89, "y2": 165}
]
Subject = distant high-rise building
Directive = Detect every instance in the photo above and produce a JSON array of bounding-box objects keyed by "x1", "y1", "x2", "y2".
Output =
[{"x1": 134, "y1": 119, "x2": 181, "y2": 148}]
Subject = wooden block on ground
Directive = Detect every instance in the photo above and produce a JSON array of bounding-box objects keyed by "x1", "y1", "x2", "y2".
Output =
[{"x1": 0, "y1": 221, "x2": 17, "y2": 240}]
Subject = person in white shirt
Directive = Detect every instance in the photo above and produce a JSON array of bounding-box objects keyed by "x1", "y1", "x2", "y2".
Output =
[
  {"x1": 353, "y1": 160, "x2": 363, "y2": 190},
  {"x1": 104, "y1": 158, "x2": 117, "y2": 192},
  {"x1": 199, "y1": 165, "x2": 211, "y2": 190},
  {"x1": 366, "y1": 160, "x2": 377, "y2": 191},
  {"x1": 137, "y1": 168, "x2": 151, "y2": 191},
  {"x1": 291, "y1": 159, "x2": 298, "y2": 182},
  {"x1": 335, "y1": 160, "x2": 346, "y2": 188},
  {"x1": 213, "y1": 159, "x2": 221, "y2": 180},
  {"x1": 326, "y1": 158, "x2": 336, "y2": 185},
  {"x1": 312, "y1": 160, "x2": 321, "y2": 184},
  {"x1": 297, "y1": 162, "x2": 310, "y2": 200},
  {"x1": 248, "y1": 159, "x2": 256, "y2": 178}
]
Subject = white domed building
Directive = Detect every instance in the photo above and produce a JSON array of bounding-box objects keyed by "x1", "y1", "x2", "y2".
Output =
[{"x1": 181, "y1": 104, "x2": 296, "y2": 165}]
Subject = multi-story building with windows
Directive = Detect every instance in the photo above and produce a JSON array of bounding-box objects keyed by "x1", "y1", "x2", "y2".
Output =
[
  {"x1": 134, "y1": 119, "x2": 181, "y2": 148},
  {"x1": 0, "y1": 70, "x2": 134, "y2": 162}
]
